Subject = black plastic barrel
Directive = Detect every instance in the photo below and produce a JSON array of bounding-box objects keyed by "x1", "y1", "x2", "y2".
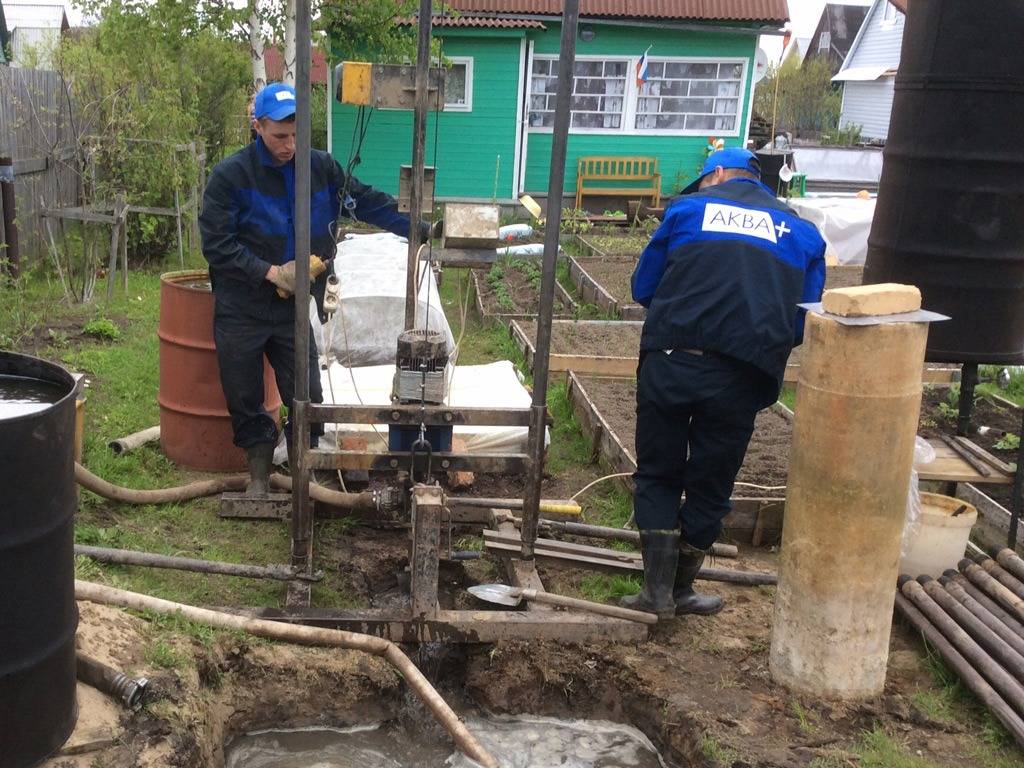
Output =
[
  {"x1": 755, "y1": 149, "x2": 792, "y2": 197},
  {"x1": 863, "y1": 0, "x2": 1024, "y2": 363},
  {"x1": 0, "y1": 352, "x2": 79, "y2": 766}
]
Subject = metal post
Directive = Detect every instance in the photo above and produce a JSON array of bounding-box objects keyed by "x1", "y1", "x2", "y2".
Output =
[
  {"x1": 957, "y1": 362, "x2": 978, "y2": 436},
  {"x1": 403, "y1": 0, "x2": 433, "y2": 331},
  {"x1": 1010, "y1": 406, "x2": 1023, "y2": 549},
  {"x1": 291, "y1": 0, "x2": 313, "y2": 576},
  {"x1": 520, "y1": 0, "x2": 579, "y2": 560}
]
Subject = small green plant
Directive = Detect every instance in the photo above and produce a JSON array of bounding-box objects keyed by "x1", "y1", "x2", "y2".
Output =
[
  {"x1": 145, "y1": 638, "x2": 186, "y2": 670},
  {"x1": 995, "y1": 432, "x2": 1020, "y2": 451},
  {"x1": 83, "y1": 317, "x2": 121, "y2": 341},
  {"x1": 699, "y1": 734, "x2": 741, "y2": 765},
  {"x1": 559, "y1": 208, "x2": 593, "y2": 235},
  {"x1": 791, "y1": 700, "x2": 819, "y2": 735},
  {"x1": 822, "y1": 122, "x2": 863, "y2": 147}
]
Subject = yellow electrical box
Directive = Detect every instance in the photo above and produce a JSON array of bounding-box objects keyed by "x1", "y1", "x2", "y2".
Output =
[
  {"x1": 334, "y1": 61, "x2": 446, "y2": 110},
  {"x1": 335, "y1": 61, "x2": 373, "y2": 106}
]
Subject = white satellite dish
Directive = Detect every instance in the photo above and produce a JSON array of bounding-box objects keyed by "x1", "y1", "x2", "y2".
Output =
[
  {"x1": 754, "y1": 48, "x2": 770, "y2": 83},
  {"x1": 779, "y1": 164, "x2": 794, "y2": 183}
]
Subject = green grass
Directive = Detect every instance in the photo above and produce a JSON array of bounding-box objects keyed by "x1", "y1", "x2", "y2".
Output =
[
  {"x1": 778, "y1": 384, "x2": 797, "y2": 412},
  {"x1": 790, "y1": 700, "x2": 819, "y2": 735},
  {"x1": 576, "y1": 573, "x2": 641, "y2": 603}
]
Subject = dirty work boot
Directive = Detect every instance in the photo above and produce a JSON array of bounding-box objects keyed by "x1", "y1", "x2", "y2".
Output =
[
  {"x1": 619, "y1": 530, "x2": 680, "y2": 619},
  {"x1": 674, "y1": 539, "x2": 724, "y2": 616},
  {"x1": 245, "y1": 442, "x2": 274, "y2": 496}
]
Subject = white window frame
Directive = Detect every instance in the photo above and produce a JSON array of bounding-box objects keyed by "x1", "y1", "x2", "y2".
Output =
[
  {"x1": 881, "y1": 2, "x2": 899, "y2": 24},
  {"x1": 444, "y1": 56, "x2": 473, "y2": 112},
  {"x1": 527, "y1": 54, "x2": 747, "y2": 138},
  {"x1": 819, "y1": 31, "x2": 832, "y2": 52}
]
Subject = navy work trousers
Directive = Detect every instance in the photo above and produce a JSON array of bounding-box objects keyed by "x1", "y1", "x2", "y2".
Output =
[
  {"x1": 633, "y1": 349, "x2": 775, "y2": 549},
  {"x1": 213, "y1": 312, "x2": 323, "y2": 449}
]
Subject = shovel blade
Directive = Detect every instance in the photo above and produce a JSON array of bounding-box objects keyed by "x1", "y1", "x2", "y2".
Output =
[{"x1": 468, "y1": 583, "x2": 522, "y2": 606}]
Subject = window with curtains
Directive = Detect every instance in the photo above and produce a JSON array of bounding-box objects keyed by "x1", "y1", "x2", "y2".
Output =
[
  {"x1": 528, "y1": 55, "x2": 746, "y2": 136},
  {"x1": 529, "y1": 57, "x2": 627, "y2": 129}
]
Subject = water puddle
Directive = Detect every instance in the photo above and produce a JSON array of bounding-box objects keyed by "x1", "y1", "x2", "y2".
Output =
[
  {"x1": 225, "y1": 715, "x2": 667, "y2": 768},
  {"x1": 0, "y1": 374, "x2": 66, "y2": 419}
]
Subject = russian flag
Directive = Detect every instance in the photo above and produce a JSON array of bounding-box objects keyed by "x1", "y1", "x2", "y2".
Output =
[{"x1": 636, "y1": 46, "x2": 651, "y2": 87}]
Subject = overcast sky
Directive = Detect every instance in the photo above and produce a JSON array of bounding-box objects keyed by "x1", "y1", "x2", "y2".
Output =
[{"x1": 760, "y1": 0, "x2": 873, "y2": 62}]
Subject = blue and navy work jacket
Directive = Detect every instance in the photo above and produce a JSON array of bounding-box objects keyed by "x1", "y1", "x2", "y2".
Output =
[
  {"x1": 199, "y1": 136, "x2": 413, "y2": 322},
  {"x1": 632, "y1": 178, "x2": 826, "y2": 386}
]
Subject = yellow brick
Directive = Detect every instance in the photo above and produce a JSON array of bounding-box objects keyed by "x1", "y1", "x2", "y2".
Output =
[{"x1": 822, "y1": 283, "x2": 922, "y2": 317}]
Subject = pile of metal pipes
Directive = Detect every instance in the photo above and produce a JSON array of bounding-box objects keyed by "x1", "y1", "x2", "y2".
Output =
[{"x1": 895, "y1": 548, "x2": 1024, "y2": 748}]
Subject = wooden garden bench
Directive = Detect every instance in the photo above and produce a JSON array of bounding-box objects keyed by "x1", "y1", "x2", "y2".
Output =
[{"x1": 575, "y1": 156, "x2": 661, "y2": 210}]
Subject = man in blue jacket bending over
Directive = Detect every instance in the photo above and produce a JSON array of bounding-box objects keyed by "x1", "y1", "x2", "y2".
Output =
[
  {"x1": 623, "y1": 148, "x2": 826, "y2": 619},
  {"x1": 200, "y1": 82, "x2": 425, "y2": 494}
]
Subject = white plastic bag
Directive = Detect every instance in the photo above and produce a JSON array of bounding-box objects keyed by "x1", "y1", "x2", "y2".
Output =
[{"x1": 901, "y1": 437, "x2": 937, "y2": 558}]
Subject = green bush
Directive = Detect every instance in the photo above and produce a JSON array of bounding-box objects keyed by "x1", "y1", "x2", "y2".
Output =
[{"x1": 83, "y1": 317, "x2": 121, "y2": 341}]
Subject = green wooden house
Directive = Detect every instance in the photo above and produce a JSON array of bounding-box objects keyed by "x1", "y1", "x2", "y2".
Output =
[{"x1": 330, "y1": 1, "x2": 787, "y2": 204}]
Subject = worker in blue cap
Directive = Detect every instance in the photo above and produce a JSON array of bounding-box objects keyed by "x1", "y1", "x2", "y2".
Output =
[
  {"x1": 200, "y1": 82, "x2": 433, "y2": 495},
  {"x1": 622, "y1": 147, "x2": 826, "y2": 618}
]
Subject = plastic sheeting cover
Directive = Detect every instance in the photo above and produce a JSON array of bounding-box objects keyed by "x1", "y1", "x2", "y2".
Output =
[
  {"x1": 792, "y1": 147, "x2": 883, "y2": 184},
  {"x1": 274, "y1": 360, "x2": 546, "y2": 464},
  {"x1": 311, "y1": 232, "x2": 454, "y2": 367},
  {"x1": 788, "y1": 196, "x2": 876, "y2": 265}
]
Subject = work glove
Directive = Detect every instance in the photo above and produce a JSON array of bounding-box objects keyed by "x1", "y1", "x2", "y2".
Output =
[
  {"x1": 419, "y1": 219, "x2": 444, "y2": 241},
  {"x1": 272, "y1": 255, "x2": 327, "y2": 298}
]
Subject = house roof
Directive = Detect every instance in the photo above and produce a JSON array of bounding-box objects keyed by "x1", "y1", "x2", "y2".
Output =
[
  {"x1": 443, "y1": 0, "x2": 788, "y2": 25},
  {"x1": 263, "y1": 47, "x2": 329, "y2": 84},
  {"x1": 2, "y1": 2, "x2": 68, "y2": 31},
  {"x1": 425, "y1": 15, "x2": 547, "y2": 28}
]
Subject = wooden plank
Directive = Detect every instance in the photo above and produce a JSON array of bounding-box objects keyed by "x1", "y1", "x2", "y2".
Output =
[
  {"x1": 482, "y1": 533, "x2": 776, "y2": 585},
  {"x1": 13, "y1": 156, "x2": 47, "y2": 175},
  {"x1": 128, "y1": 204, "x2": 178, "y2": 217},
  {"x1": 43, "y1": 207, "x2": 116, "y2": 225},
  {"x1": 410, "y1": 486, "x2": 442, "y2": 619},
  {"x1": 959, "y1": 483, "x2": 1024, "y2": 553},
  {"x1": 919, "y1": 438, "x2": 1014, "y2": 485},
  {"x1": 248, "y1": 606, "x2": 647, "y2": 643},
  {"x1": 567, "y1": 254, "x2": 618, "y2": 316}
]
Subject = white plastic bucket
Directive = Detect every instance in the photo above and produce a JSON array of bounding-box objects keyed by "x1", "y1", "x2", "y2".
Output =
[{"x1": 900, "y1": 493, "x2": 977, "y2": 578}]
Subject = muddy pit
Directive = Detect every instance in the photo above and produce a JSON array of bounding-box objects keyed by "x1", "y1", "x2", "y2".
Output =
[
  {"x1": 225, "y1": 716, "x2": 666, "y2": 767},
  {"x1": 61, "y1": 548, "x2": 989, "y2": 768},
  {"x1": 576, "y1": 375, "x2": 792, "y2": 490},
  {"x1": 473, "y1": 263, "x2": 569, "y2": 318}
]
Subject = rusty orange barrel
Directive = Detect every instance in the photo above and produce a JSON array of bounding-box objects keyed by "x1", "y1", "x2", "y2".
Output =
[{"x1": 158, "y1": 270, "x2": 281, "y2": 471}]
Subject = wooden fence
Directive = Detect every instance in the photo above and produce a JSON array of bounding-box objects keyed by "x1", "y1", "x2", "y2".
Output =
[{"x1": 0, "y1": 66, "x2": 81, "y2": 271}]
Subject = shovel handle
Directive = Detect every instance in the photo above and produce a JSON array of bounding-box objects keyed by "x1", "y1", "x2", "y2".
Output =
[{"x1": 521, "y1": 589, "x2": 658, "y2": 624}]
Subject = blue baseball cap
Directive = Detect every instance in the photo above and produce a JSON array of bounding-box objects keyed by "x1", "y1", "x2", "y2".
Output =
[
  {"x1": 682, "y1": 147, "x2": 761, "y2": 194},
  {"x1": 253, "y1": 82, "x2": 296, "y2": 121}
]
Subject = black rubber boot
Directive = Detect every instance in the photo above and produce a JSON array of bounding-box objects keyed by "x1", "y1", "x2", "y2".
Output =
[
  {"x1": 674, "y1": 539, "x2": 724, "y2": 616},
  {"x1": 619, "y1": 529, "x2": 680, "y2": 619},
  {"x1": 245, "y1": 442, "x2": 274, "y2": 496}
]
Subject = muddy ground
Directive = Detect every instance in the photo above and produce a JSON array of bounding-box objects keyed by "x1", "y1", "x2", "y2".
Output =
[
  {"x1": 57, "y1": 548, "x2": 999, "y2": 768},
  {"x1": 473, "y1": 264, "x2": 569, "y2": 318},
  {"x1": 577, "y1": 375, "x2": 792, "y2": 490}
]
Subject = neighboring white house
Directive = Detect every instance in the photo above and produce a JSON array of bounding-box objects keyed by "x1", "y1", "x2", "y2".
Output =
[
  {"x1": 2, "y1": 2, "x2": 69, "y2": 68},
  {"x1": 832, "y1": 0, "x2": 906, "y2": 141}
]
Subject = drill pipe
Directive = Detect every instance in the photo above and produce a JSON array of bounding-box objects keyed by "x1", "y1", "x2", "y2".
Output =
[
  {"x1": 918, "y1": 577, "x2": 1024, "y2": 684},
  {"x1": 899, "y1": 578, "x2": 1024, "y2": 717},
  {"x1": 975, "y1": 555, "x2": 1024, "y2": 601},
  {"x1": 895, "y1": 592, "x2": 1024, "y2": 749},
  {"x1": 75, "y1": 545, "x2": 320, "y2": 583},
  {"x1": 959, "y1": 559, "x2": 1024, "y2": 624},
  {"x1": 939, "y1": 575, "x2": 1024, "y2": 657},
  {"x1": 944, "y1": 570, "x2": 1024, "y2": 640},
  {"x1": 997, "y1": 548, "x2": 1024, "y2": 584}
]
